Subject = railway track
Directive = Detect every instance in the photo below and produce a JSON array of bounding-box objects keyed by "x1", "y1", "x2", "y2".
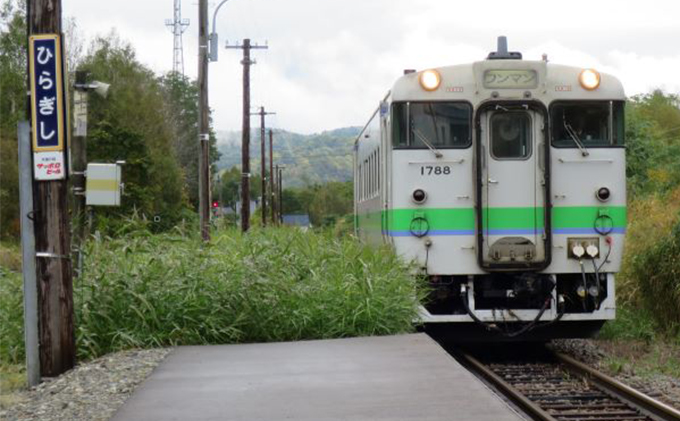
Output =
[{"x1": 455, "y1": 348, "x2": 680, "y2": 421}]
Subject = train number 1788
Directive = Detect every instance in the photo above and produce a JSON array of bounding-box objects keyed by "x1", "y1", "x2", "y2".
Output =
[{"x1": 420, "y1": 166, "x2": 451, "y2": 176}]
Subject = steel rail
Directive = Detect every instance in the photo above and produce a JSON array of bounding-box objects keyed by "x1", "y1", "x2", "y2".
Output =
[
  {"x1": 555, "y1": 352, "x2": 680, "y2": 421},
  {"x1": 456, "y1": 352, "x2": 558, "y2": 421}
]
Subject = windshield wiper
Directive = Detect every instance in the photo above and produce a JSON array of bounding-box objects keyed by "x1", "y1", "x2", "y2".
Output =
[
  {"x1": 563, "y1": 117, "x2": 589, "y2": 157},
  {"x1": 412, "y1": 127, "x2": 443, "y2": 158}
]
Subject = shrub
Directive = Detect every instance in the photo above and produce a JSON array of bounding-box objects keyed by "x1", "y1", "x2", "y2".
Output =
[
  {"x1": 627, "y1": 220, "x2": 680, "y2": 334},
  {"x1": 618, "y1": 188, "x2": 680, "y2": 305},
  {"x1": 0, "y1": 228, "x2": 420, "y2": 364}
]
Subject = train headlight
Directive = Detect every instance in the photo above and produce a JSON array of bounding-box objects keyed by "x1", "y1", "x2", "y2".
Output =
[
  {"x1": 419, "y1": 69, "x2": 441, "y2": 91},
  {"x1": 595, "y1": 187, "x2": 611, "y2": 202},
  {"x1": 579, "y1": 69, "x2": 601, "y2": 90},
  {"x1": 412, "y1": 189, "x2": 427, "y2": 204}
]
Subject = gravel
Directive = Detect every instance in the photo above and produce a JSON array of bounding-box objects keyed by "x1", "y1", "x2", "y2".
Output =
[
  {"x1": 0, "y1": 348, "x2": 170, "y2": 421},
  {"x1": 551, "y1": 338, "x2": 680, "y2": 411}
]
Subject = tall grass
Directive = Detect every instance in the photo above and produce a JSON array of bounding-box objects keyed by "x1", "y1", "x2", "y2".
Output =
[
  {"x1": 0, "y1": 228, "x2": 420, "y2": 365},
  {"x1": 617, "y1": 187, "x2": 680, "y2": 336},
  {"x1": 0, "y1": 266, "x2": 23, "y2": 366}
]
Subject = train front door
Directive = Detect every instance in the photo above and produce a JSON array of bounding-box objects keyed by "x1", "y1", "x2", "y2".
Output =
[{"x1": 479, "y1": 107, "x2": 548, "y2": 269}]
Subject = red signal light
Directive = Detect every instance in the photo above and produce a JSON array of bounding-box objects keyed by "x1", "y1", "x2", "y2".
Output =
[{"x1": 212, "y1": 201, "x2": 219, "y2": 208}]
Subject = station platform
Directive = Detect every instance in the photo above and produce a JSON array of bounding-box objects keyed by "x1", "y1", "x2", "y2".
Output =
[{"x1": 112, "y1": 334, "x2": 524, "y2": 421}]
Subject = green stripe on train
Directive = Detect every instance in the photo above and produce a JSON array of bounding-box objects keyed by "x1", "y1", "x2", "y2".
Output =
[{"x1": 356, "y1": 206, "x2": 626, "y2": 231}]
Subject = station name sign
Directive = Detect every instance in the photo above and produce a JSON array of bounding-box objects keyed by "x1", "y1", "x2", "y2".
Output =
[{"x1": 29, "y1": 34, "x2": 67, "y2": 180}]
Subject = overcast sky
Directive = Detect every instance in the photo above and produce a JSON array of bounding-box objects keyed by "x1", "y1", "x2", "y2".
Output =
[{"x1": 62, "y1": 0, "x2": 680, "y2": 134}]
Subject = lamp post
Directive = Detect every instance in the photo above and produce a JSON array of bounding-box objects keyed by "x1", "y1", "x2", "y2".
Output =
[{"x1": 209, "y1": 0, "x2": 232, "y2": 62}]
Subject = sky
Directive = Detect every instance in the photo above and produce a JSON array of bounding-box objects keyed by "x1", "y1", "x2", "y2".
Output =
[{"x1": 62, "y1": 0, "x2": 680, "y2": 134}]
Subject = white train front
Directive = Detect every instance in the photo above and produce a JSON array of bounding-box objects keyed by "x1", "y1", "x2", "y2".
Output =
[{"x1": 354, "y1": 38, "x2": 626, "y2": 340}]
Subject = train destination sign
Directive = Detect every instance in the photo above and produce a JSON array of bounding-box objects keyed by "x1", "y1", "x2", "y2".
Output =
[
  {"x1": 483, "y1": 69, "x2": 538, "y2": 89},
  {"x1": 29, "y1": 34, "x2": 67, "y2": 180}
]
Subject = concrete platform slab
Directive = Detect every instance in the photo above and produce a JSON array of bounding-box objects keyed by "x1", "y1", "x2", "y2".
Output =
[{"x1": 112, "y1": 334, "x2": 523, "y2": 421}]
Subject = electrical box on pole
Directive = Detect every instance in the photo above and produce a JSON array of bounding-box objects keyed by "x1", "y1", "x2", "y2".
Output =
[{"x1": 85, "y1": 163, "x2": 123, "y2": 206}]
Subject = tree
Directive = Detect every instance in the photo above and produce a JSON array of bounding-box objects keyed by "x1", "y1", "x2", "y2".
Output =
[
  {"x1": 217, "y1": 166, "x2": 261, "y2": 211},
  {"x1": 79, "y1": 33, "x2": 187, "y2": 230},
  {"x1": 280, "y1": 181, "x2": 353, "y2": 226},
  {"x1": 159, "y1": 72, "x2": 219, "y2": 209},
  {"x1": 0, "y1": 0, "x2": 26, "y2": 239}
]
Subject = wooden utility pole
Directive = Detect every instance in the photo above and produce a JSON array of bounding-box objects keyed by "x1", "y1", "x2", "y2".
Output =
[
  {"x1": 269, "y1": 129, "x2": 275, "y2": 225},
  {"x1": 71, "y1": 71, "x2": 88, "y2": 247},
  {"x1": 251, "y1": 107, "x2": 274, "y2": 226},
  {"x1": 27, "y1": 0, "x2": 75, "y2": 377},
  {"x1": 277, "y1": 165, "x2": 284, "y2": 224},
  {"x1": 227, "y1": 39, "x2": 267, "y2": 232},
  {"x1": 198, "y1": 0, "x2": 211, "y2": 241}
]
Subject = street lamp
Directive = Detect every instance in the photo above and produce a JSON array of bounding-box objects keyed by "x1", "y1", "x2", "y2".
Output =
[{"x1": 209, "y1": 0, "x2": 232, "y2": 62}]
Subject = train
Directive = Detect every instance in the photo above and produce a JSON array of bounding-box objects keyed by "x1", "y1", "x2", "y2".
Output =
[{"x1": 354, "y1": 37, "x2": 626, "y2": 340}]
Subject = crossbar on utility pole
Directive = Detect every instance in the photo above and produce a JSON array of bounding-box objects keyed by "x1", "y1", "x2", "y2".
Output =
[
  {"x1": 198, "y1": 0, "x2": 211, "y2": 241},
  {"x1": 226, "y1": 39, "x2": 267, "y2": 232},
  {"x1": 250, "y1": 107, "x2": 275, "y2": 226}
]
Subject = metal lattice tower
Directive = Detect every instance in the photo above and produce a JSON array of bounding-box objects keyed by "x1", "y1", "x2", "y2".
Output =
[{"x1": 165, "y1": 0, "x2": 190, "y2": 75}]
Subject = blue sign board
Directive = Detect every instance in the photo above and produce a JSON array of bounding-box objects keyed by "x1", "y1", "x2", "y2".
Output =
[{"x1": 29, "y1": 34, "x2": 65, "y2": 152}]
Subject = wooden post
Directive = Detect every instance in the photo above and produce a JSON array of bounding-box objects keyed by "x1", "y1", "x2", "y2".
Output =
[
  {"x1": 226, "y1": 39, "x2": 267, "y2": 232},
  {"x1": 198, "y1": 0, "x2": 211, "y2": 241},
  {"x1": 250, "y1": 107, "x2": 275, "y2": 227},
  {"x1": 259, "y1": 107, "x2": 266, "y2": 226},
  {"x1": 269, "y1": 129, "x2": 275, "y2": 225},
  {"x1": 240, "y1": 39, "x2": 251, "y2": 232},
  {"x1": 71, "y1": 71, "x2": 88, "y2": 269},
  {"x1": 28, "y1": 0, "x2": 76, "y2": 377}
]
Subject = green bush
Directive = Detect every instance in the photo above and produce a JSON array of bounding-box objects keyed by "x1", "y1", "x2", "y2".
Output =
[
  {"x1": 627, "y1": 219, "x2": 680, "y2": 334},
  {"x1": 0, "y1": 266, "x2": 23, "y2": 365},
  {"x1": 0, "y1": 228, "x2": 420, "y2": 364}
]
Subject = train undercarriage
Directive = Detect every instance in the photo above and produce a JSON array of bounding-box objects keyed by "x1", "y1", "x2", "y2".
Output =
[{"x1": 420, "y1": 272, "x2": 613, "y2": 342}]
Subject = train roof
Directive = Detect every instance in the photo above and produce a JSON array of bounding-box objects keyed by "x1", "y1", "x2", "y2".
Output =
[{"x1": 390, "y1": 60, "x2": 625, "y2": 105}]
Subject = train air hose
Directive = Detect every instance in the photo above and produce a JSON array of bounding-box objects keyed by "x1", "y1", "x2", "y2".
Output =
[{"x1": 460, "y1": 284, "x2": 565, "y2": 338}]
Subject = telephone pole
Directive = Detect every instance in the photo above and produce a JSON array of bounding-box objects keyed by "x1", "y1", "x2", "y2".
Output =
[
  {"x1": 269, "y1": 129, "x2": 275, "y2": 225},
  {"x1": 198, "y1": 0, "x2": 210, "y2": 241},
  {"x1": 278, "y1": 165, "x2": 285, "y2": 224},
  {"x1": 27, "y1": 0, "x2": 75, "y2": 378},
  {"x1": 251, "y1": 107, "x2": 274, "y2": 226},
  {"x1": 226, "y1": 39, "x2": 267, "y2": 232}
]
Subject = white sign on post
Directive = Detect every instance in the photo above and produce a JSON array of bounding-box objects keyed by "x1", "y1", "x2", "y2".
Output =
[{"x1": 33, "y1": 151, "x2": 66, "y2": 180}]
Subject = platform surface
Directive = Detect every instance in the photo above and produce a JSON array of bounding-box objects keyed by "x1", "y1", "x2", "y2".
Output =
[{"x1": 112, "y1": 334, "x2": 524, "y2": 421}]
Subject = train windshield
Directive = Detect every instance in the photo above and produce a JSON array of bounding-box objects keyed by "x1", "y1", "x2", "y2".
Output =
[
  {"x1": 551, "y1": 101, "x2": 625, "y2": 147},
  {"x1": 392, "y1": 102, "x2": 472, "y2": 149}
]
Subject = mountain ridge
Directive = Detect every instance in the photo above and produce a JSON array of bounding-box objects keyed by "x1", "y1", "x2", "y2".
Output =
[{"x1": 216, "y1": 126, "x2": 361, "y2": 188}]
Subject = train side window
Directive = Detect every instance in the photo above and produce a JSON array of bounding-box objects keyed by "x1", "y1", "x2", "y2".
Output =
[
  {"x1": 368, "y1": 153, "x2": 373, "y2": 198},
  {"x1": 551, "y1": 101, "x2": 625, "y2": 147},
  {"x1": 377, "y1": 148, "x2": 381, "y2": 193},
  {"x1": 392, "y1": 102, "x2": 472, "y2": 149},
  {"x1": 358, "y1": 162, "x2": 362, "y2": 201}
]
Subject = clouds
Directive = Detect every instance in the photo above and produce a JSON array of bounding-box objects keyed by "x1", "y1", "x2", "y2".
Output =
[{"x1": 63, "y1": 0, "x2": 680, "y2": 133}]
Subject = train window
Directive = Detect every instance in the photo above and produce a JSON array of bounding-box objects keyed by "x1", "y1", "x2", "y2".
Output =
[
  {"x1": 491, "y1": 112, "x2": 532, "y2": 160},
  {"x1": 551, "y1": 101, "x2": 625, "y2": 147},
  {"x1": 392, "y1": 102, "x2": 472, "y2": 149},
  {"x1": 377, "y1": 151, "x2": 380, "y2": 193}
]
